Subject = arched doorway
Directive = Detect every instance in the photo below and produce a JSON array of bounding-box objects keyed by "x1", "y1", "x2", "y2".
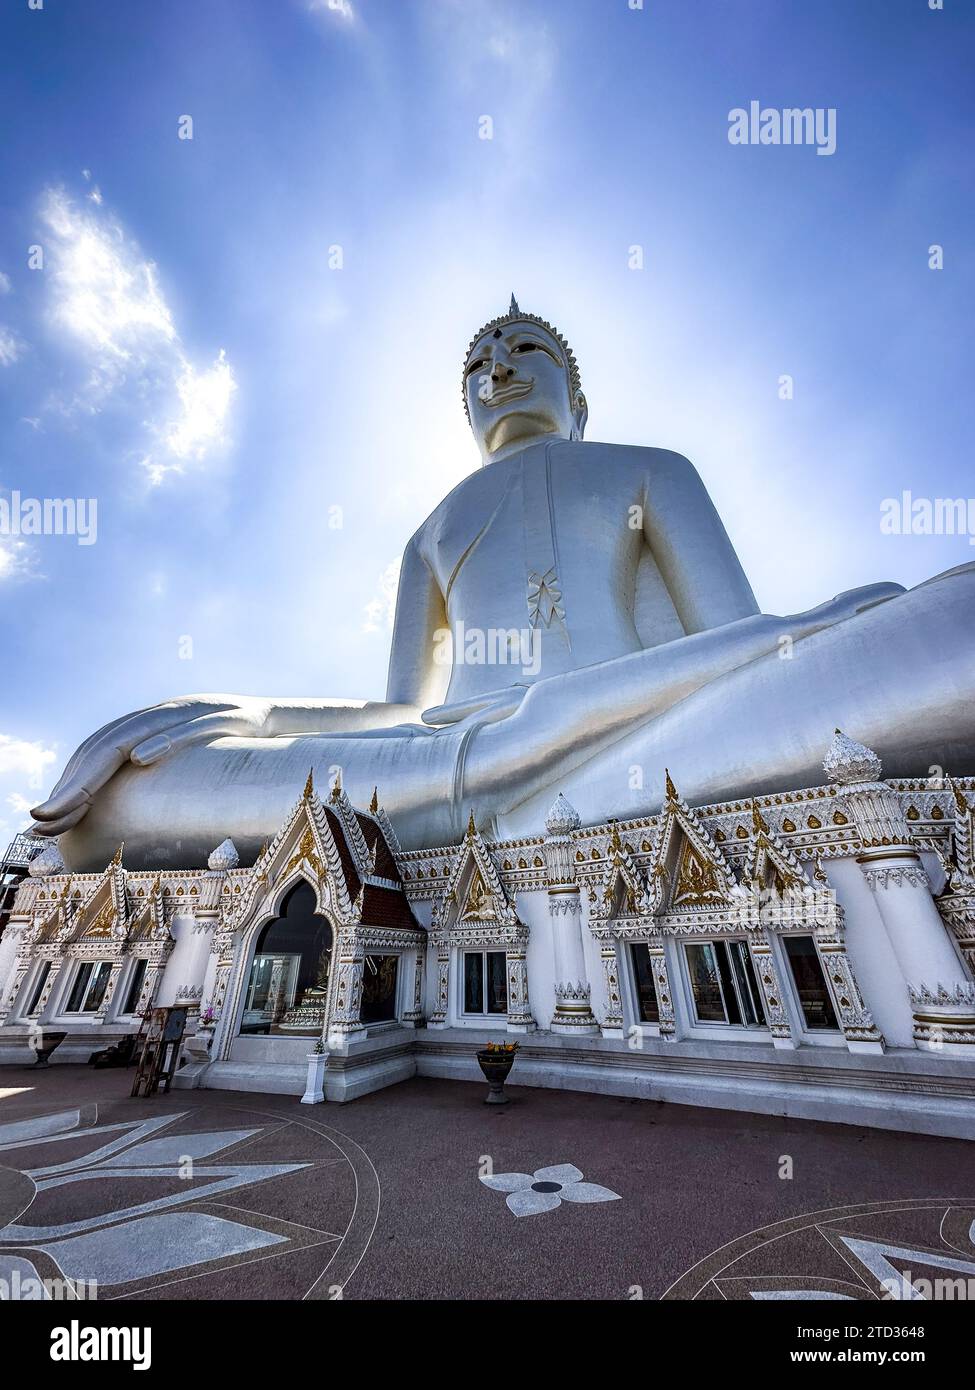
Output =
[{"x1": 240, "y1": 881, "x2": 333, "y2": 1037}]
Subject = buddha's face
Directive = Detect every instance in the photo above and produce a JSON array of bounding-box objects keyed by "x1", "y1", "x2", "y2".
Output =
[{"x1": 464, "y1": 320, "x2": 587, "y2": 463}]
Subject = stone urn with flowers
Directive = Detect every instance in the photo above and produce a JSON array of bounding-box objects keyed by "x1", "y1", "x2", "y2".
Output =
[{"x1": 476, "y1": 1041, "x2": 519, "y2": 1105}]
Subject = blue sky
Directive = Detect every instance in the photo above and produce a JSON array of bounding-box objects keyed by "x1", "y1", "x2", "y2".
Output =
[{"x1": 0, "y1": 0, "x2": 972, "y2": 843}]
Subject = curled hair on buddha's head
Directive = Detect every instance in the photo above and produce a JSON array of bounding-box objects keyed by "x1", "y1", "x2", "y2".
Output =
[{"x1": 462, "y1": 295, "x2": 584, "y2": 424}]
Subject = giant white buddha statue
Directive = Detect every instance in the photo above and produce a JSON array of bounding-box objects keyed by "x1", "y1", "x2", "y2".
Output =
[{"x1": 33, "y1": 297, "x2": 975, "y2": 869}]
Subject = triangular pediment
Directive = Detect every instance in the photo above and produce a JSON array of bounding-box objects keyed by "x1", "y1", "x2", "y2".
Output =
[
  {"x1": 651, "y1": 775, "x2": 736, "y2": 911},
  {"x1": 228, "y1": 774, "x2": 356, "y2": 929},
  {"x1": 70, "y1": 845, "x2": 129, "y2": 942},
  {"x1": 435, "y1": 817, "x2": 517, "y2": 930},
  {"x1": 946, "y1": 779, "x2": 975, "y2": 888},
  {"x1": 745, "y1": 801, "x2": 806, "y2": 893},
  {"x1": 589, "y1": 824, "x2": 651, "y2": 924}
]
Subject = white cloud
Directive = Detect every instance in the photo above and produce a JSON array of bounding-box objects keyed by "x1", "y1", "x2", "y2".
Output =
[
  {"x1": 0, "y1": 540, "x2": 34, "y2": 582},
  {"x1": 0, "y1": 734, "x2": 57, "y2": 789},
  {"x1": 6, "y1": 791, "x2": 32, "y2": 818},
  {"x1": 164, "y1": 349, "x2": 237, "y2": 461},
  {"x1": 39, "y1": 186, "x2": 236, "y2": 482},
  {"x1": 0, "y1": 327, "x2": 22, "y2": 366},
  {"x1": 363, "y1": 556, "x2": 402, "y2": 633},
  {"x1": 0, "y1": 271, "x2": 11, "y2": 295},
  {"x1": 310, "y1": 0, "x2": 355, "y2": 22}
]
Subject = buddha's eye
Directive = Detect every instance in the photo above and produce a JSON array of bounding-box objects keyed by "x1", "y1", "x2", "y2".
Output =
[
  {"x1": 466, "y1": 357, "x2": 486, "y2": 376},
  {"x1": 513, "y1": 343, "x2": 537, "y2": 353}
]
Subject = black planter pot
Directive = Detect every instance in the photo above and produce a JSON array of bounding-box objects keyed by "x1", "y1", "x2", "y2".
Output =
[
  {"x1": 476, "y1": 1049, "x2": 516, "y2": 1105},
  {"x1": 29, "y1": 1031, "x2": 67, "y2": 1068}
]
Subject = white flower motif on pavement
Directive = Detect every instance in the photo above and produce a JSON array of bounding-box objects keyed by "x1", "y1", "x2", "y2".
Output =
[{"x1": 480, "y1": 1163, "x2": 620, "y2": 1217}]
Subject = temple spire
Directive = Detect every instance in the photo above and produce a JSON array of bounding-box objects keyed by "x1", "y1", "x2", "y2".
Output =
[
  {"x1": 369, "y1": 786, "x2": 379, "y2": 814},
  {"x1": 664, "y1": 769, "x2": 678, "y2": 803},
  {"x1": 303, "y1": 767, "x2": 314, "y2": 799},
  {"x1": 509, "y1": 292, "x2": 520, "y2": 315}
]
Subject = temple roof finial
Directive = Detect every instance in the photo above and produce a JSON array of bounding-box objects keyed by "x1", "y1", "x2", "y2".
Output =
[
  {"x1": 545, "y1": 792, "x2": 580, "y2": 835},
  {"x1": 467, "y1": 808, "x2": 476, "y2": 839},
  {"x1": 369, "y1": 786, "x2": 379, "y2": 815},
  {"x1": 664, "y1": 769, "x2": 678, "y2": 803},
  {"x1": 751, "y1": 799, "x2": 769, "y2": 836},
  {"x1": 329, "y1": 769, "x2": 342, "y2": 803},
  {"x1": 823, "y1": 729, "x2": 882, "y2": 786},
  {"x1": 303, "y1": 767, "x2": 314, "y2": 799},
  {"x1": 111, "y1": 842, "x2": 124, "y2": 867}
]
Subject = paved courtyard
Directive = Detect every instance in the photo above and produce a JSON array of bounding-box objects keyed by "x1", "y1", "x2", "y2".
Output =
[{"x1": 1, "y1": 1067, "x2": 973, "y2": 1301}]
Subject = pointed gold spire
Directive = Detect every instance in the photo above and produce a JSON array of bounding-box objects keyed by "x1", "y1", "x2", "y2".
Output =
[
  {"x1": 467, "y1": 808, "x2": 477, "y2": 839},
  {"x1": 751, "y1": 799, "x2": 769, "y2": 836},
  {"x1": 609, "y1": 820, "x2": 623, "y2": 853},
  {"x1": 664, "y1": 769, "x2": 678, "y2": 803},
  {"x1": 369, "y1": 786, "x2": 379, "y2": 815},
  {"x1": 329, "y1": 770, "x2": 342, "y2": 803},
  {"x1": 110, "y1": 842, "x2": 124, "y2": 867},
  {"x1": 303, "y1": 767, "x2": 314, "y2": 799}
]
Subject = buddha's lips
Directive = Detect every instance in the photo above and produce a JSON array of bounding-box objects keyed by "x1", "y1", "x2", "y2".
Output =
[{"x1": 478, "y1": 378, "x2": 534, "y2": 407}]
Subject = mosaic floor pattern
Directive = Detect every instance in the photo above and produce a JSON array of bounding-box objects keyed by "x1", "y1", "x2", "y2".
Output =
[{"x1": 0, "y1": 1096, "x2": 379, "y2": 1300}]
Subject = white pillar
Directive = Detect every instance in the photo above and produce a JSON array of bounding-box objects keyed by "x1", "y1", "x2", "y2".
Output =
[
  {"x1": 544, "y1": 795, "x2": 598, "y2": 1034},
  {"x1": 826, "y1": 731, "x2": 975, "y2": 1052},
  {"x1": 155, "y1": 908, "x2": 206, "y2": 1009}
]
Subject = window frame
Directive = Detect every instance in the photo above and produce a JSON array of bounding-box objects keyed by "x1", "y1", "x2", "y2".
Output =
[
  {"x1": 678, "y1": 937, "x2": 770, "y2": 1038},
  {"x1": 61, "y1": 959, "x2": 114, "y2": 1016},
  {"x1": 460, "y1": 949, "x2": 508, "y2": 1020}
]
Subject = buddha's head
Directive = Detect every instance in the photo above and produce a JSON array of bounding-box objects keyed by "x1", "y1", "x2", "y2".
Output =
[{"x1": 463, "y1": 296, "x2": 587, "y2": 464}]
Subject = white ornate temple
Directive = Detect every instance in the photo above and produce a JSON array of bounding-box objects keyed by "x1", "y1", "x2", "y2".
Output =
[{"x1": 2, "y1": 732, "x2": 974, "y2": 1138}]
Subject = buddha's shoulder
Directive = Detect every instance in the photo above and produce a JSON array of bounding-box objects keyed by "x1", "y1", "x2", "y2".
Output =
[{"x1": 555, "y1": 440, "x2": 701, "y2": 482}]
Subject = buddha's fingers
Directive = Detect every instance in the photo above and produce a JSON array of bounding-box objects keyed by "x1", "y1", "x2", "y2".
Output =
[
  {"x1": 53, "y1": 708, "x2": 155, "y2": 789},
  {"x1": 32, "y1": 701, "x2": 240, "y2": 822},
  {"x1": 30, "y1": 802, "x2": 90, "y2": 837},
  {"x1": 130, "y1": 711, "x2": 265, "y2": 766}
]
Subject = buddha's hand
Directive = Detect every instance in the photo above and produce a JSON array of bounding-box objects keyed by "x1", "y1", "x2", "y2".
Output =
[{"x1": 30, "y1": 695, "x2": 274, "y2": 836}]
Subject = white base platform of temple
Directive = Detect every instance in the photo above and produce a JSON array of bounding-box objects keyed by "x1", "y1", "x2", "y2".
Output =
[
  {"x1": 412, "y1": 1029, "x2": 975, "y2": 1140},
  {"x1": 3, "y1": 1023, "x2": 974, "y2": 1137}
]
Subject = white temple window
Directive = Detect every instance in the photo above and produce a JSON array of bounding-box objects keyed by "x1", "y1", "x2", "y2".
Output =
[
  {"x1": 21, "y1": 961, "x2": 51, "y2": 1017},
  {"x1": 360, "y1": 954, "x2": 400, "y2": 1024},
  {"x1": 462, "y1": 950, "x2": 507, "y2": 1016},
  {"x1": 781, "y1": 935, "x2": 840, "y2": 1031},
  {"x1": 63, "y1": 960, "x2": 113, "y2": 1015},
  {"x1": 682, "y1": 941, "x2": 766, "y2": 1029},
  {"x1": 628, "y1": 944, "x2": 660, "y2": 1024},
  {"x1": 119, "y1": 958, "x2": 148, "y2": 1017}
]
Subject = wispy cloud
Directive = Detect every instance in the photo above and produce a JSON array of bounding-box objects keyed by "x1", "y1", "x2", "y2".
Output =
[
  {"x1": 0, "y1": 735, "x2": 58, "y2": 843},
  {"x1": 0, "y1": 327, "x2": 22, "y2": 366},
  {"x1": 0, "y1": 272, "x2": 11, "y2": 295},
  {"x1": 363, "y1": 555, "x2": 402, "y2": 633},
  {"x1": 309, "y1": 0, "x2": 356, "y2": 25},
  {"x1": 39, "y1": 185, "x2": 237, "y2": 484},
  {"x1": 0, "y1": 734, "x2": 57, "y2": 788},
  {"x1": 0, "y1": 540, "x2": 34, "y2": 582}
]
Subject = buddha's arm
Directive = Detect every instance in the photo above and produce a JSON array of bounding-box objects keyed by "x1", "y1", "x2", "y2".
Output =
[
  {"x1": 637, "y1": 448, "x2": 760, "y2": 634},
  {"x1": 31, "y1": 539, "x2": 448, "y2": 836},
  {"x1": 466, "y1": 583, "x2": 901, "y2": 814},
  {"x1": 384, "y1": 534, "x2": 450, "y2": 710}
]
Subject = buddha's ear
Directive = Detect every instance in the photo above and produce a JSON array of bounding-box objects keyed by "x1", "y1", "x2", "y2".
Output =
[{"x1": 571, "y1": 391, "x2": 588, "y2": 441}]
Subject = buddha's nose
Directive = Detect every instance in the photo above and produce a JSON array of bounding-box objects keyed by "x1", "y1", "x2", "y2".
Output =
[{"x1": 491, "y1": 360, "x2": 515, "y2": 384}]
